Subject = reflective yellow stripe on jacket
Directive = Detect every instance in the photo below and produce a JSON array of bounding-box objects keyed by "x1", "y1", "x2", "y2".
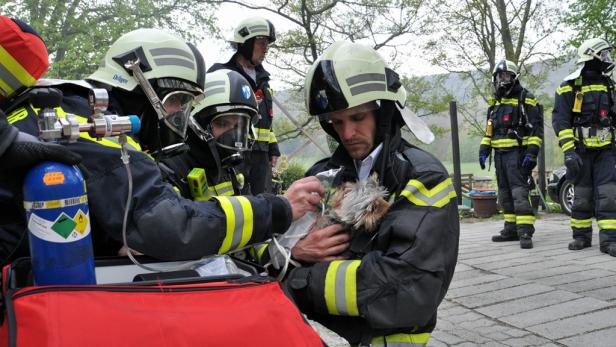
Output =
[
  {"x1": 214, "y1": 196, "x2": 254, "y2": 254},
  {"x1": 0, "y1": 46, "x2": 38, "y2": 96},
  {"x1": 556, "y1": 84, "x2": 608, "y2": 95},
  {"x1": 269, "y1": 131, "x2": 278, "y2": 144},
  {"x1": 324, "y1": 260, "x2": 361, "y2": 316},
  {"x1": 253, "y1": 127, "x2": 271, "y2": 142},
  {"x1": 558, "y1": 129, "x2": 576, "y2": 152},
  {"x1": 193, "y1": 173, "x2": 245, "y2": 201},
  {"x1": 371, "y1": 333, "x2": 431, "y2": 347},
  {"x1": 401, "y1": 178, "x2": 456, "y2": 208}
]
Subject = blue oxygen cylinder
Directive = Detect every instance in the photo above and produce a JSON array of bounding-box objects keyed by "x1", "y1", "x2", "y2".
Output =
[{"x1": 23, "y1": 162, "x2": 96, "y2": 285}]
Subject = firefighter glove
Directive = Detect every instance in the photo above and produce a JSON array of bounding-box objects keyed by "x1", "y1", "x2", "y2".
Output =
[
  {"x1": 1, "y1": 130, "x2": 82, "y2": 173},
  {"x1": 520, "y1": 153, "x2": 537, "y2": 176},
  {"x1": 564, "y1": 149, "x2": 583, "y2": 183},
  {"x1": 479, "y1": 153, "x2": 488, "y2": 170}
]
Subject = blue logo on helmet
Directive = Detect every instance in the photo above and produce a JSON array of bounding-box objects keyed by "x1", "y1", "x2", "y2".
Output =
[{"x1": 241, "y1": 85, "x2": 251, "y2": 99}]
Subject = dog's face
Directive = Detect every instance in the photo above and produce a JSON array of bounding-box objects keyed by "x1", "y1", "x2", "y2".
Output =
[{"x1": 327, "y1": 173, "x2": 390, "y2": 233}]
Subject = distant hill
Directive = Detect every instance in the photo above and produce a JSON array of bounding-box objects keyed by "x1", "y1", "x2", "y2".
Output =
[{"x1": 272, "y1": 56, "x2": 579, "y2": 170}]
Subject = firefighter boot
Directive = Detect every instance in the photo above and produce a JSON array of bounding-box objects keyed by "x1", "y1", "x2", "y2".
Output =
[
  {"x1": 520, "y1": 236, "x2": 533, "y2": 249},
  {"x1": 599, "y1": 243, "x2": 616, "y2": 257},
  {"x1": 568, "y1": 238, "x2": 591, "y2": 250},
  {"x1": 492, "y1": 230, "x2": 519, "y2": 242}
]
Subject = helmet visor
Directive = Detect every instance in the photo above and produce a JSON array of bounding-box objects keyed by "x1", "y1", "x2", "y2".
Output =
[
  {"x1": 308, "y1": 60, "x2": 349, "y2": 116},
  {"x1": 161, "y1": 91, "x2": 195, "y2": 138},
  {"x1": 209, "y1": 113, "x2": 252, "y2": 151}
]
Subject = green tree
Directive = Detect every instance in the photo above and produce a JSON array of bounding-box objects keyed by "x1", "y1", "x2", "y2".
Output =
[
  {"x1": 1, "y1": 0, "x2": 218, "y2": 79},
  {"x1": 563, "y1": 0, "x2": 616, "y2": 48},
  {"x1": 208, "y1": 0, "x2": 431, "y2": 88},
  {"x1": 205, "y1": 0, "x2": 436, "y2": 148}
]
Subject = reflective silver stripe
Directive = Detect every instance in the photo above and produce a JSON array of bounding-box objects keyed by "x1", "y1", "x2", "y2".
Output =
[
  {"x1": 153, "y1": 58, "x2": 195, "y2": 69},
  {"x1": 249, "y1": 25, "x2": 268, "y2": 32},
  {"x1": 350, "y1": 83, "x2": 386, "y2": 96},
  {"x1": 346, "y1": 73, "x2": 386, "y2": 86},
  {"x1": 228, "y1": 197, "x2": 245, "y2": 250},
  {"x1": 334, "y1": 261, "x2": 352, "y2": 315},
  {"x1": 149, "y1": 47, "x2": 195, "y2": 61},
  {"x1": 214, "y1": 183, "x2": 234, "y2": 195},
  {"x1": 204, "y1": 87, "x2": 226, "y2": 98},
  {"x1": 0, "y1": 63, "x2": 22, "y2": 92},
  {"x1": 204, "y1": 80, "x2": 226, "y2": 89}
]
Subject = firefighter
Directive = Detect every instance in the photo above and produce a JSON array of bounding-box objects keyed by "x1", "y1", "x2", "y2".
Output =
[
  {"x1": 479, "y1": 59, "x2": 544, "y2": 249},
  {"x1": 286, "y1": 41, "x2": 460, "y2": 346},
  {"x1": 552, "y1": 37, "x2": 616, "y2": 256},
  {"x1": 208, "y1": 16, "x2": 280, "y2": 194},
  {"x1": 1, "y1": 28, "x2": 323, "y2": 264},
  {"x1": 159, "y1": 69, "x2": 258, "y2": 200}
]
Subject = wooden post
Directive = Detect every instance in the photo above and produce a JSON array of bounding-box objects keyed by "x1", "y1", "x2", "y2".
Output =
[{"x1": 449, "y1": 101, "x2": 462, "y2": 204}]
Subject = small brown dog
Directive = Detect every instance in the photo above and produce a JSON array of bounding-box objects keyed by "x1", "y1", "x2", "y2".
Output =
[{"x1": 316, "y1": 173, "x2": 391, "y2": 233}]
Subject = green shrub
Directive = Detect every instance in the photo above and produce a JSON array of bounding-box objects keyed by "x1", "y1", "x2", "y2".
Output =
[{"x1": 280, "y1": 162, "x2": 306, "y2": 191}]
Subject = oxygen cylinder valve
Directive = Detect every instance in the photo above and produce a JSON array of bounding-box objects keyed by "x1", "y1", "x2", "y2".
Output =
[{"x1": 31, "y1": 87, "x2": 140, "y2": 142}]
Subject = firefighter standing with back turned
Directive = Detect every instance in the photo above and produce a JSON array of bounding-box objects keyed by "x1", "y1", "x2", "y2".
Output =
[
  {"x1": 479, "y1": 60, "x2": 544, "y2": 249},
  {"x1": 552, "y1": 38, "x2": 616, "y2": 257}
]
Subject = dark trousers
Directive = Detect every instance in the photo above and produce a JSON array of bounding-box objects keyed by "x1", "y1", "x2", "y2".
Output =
[
  {"x1": 570, "y1": 148, "x2": 616, "y2": 246},
  {"x1": 495, "y1": 150, "x2": 535, "y2": 237},
  {"x1": 243, "y1": 150, "x2": 271, "y2": 194}
]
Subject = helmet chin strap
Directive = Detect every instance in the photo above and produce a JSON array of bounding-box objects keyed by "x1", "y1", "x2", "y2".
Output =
[
  {"x1": 238, "y1": 39, "x2": 257, "y2": 66},
  {"x1": 207, "y1": 138, "x2": 223, "y2": 183}
]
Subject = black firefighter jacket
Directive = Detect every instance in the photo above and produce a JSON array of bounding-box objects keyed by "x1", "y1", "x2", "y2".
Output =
[
  {"x1": 479, "y1": 83, "x2": 543, "y2": 156},
  {"x1": 287, "y1": 135, "x2": 460, "y2": 345},
  {"x1": 0, "y1": 82, "x2": 292, "y2": 263},
  {"x1": 552, "y1": 70, "x2": 616, "y2": 153}
]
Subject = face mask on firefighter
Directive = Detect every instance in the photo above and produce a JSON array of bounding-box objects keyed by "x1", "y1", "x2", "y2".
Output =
[
  {"x1": 209, "y1": 113, "x2": 252, "y2": 152},
  {"x1": 160, "y1": 90, "x2": 195, "y2": 138},
  {"x1": 599, "y1": 49, "x2": 614, "y2": 73},
  {"x1": 495, "y1": 72, "x2": 513, "y2": 87}
]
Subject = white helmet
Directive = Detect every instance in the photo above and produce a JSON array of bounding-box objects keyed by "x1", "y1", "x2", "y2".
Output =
[
  {"x1": 230, "y1": 16, "x2": 276, "y2": 45},
  {"x1": 304, "y1": 41, "x2": 405, "y2": 117},
  {"x1": 88, "y1": 28, "x2": 205, "y2": 149},
  {"x1": 577, "y1": 38, "x2": 612, "y2": 63}
]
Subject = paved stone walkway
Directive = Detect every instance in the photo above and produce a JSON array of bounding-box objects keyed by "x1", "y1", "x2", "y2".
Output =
[
  {"x1": 316, "y1": 213, "x2": 616, "y2": 346},
  {"x1": 432, "y1": 213, "x2": 616, "y2": 346}
]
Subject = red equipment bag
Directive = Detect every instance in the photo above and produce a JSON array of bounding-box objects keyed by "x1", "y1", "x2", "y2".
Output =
[{"x1": 0, "y1": 257, "x2": 324, "y2": 347}]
